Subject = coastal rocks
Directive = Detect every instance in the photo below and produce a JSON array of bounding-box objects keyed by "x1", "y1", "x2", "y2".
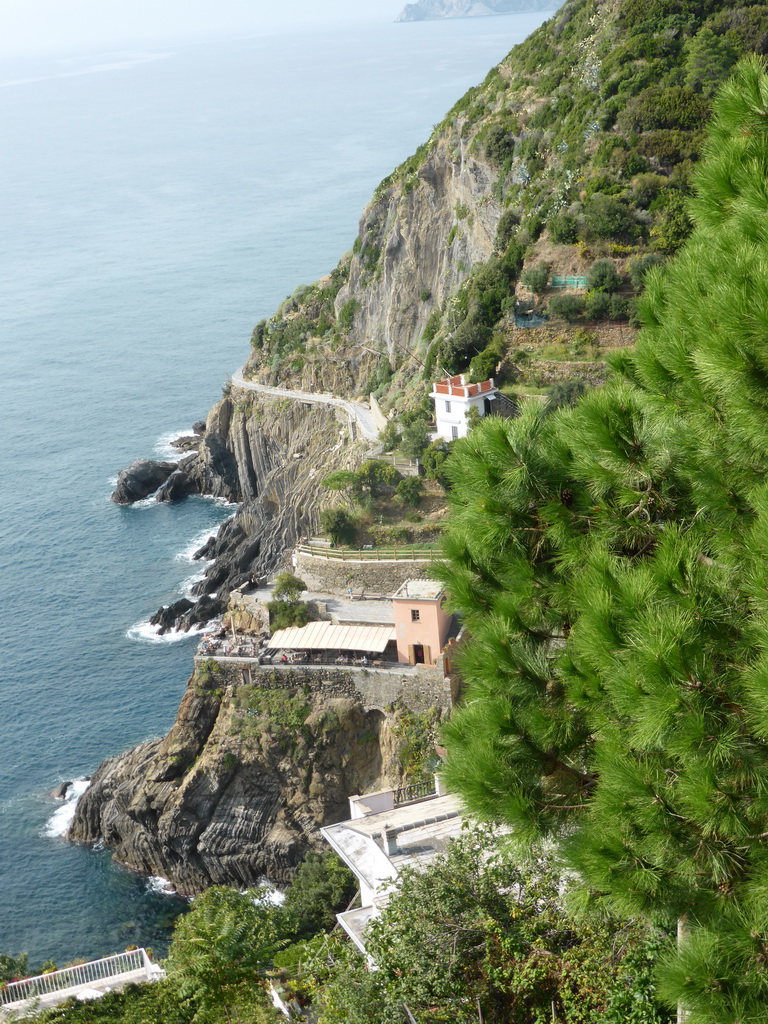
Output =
[
  {"x1": 67, "y1": 664, "x2": 414, "y2": 892},
  {"x1": 150, "y1": 599, "x2": 194, "y2": 633},
  {"x1": 329, "y1": 136, "x2": 501, "y2": 376},
  {"x1": 138, "y1": 393, "x2": 367, "y2": 632},
  {"x1": 150, "y1": 595, "x2": 226, "y2": 634},
  {"x1": 50, "y1": 781, "x2": 74, "y2": 799},
  {"x1": 155, "y1": 463, "x2": 198, "y2": 502},
  {"x1": 111, "y1": 459, "x2": 178, "y2": 504}
]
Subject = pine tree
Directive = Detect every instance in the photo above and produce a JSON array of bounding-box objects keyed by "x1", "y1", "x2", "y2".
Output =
[{"x1": 435, "y1": 57, "x2": 768, "y2": 1023}]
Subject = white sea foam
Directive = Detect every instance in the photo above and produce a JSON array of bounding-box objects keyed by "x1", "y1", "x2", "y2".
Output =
[
  {"x1": 260, "y1": 882, "x2": 285, "y2": 906},
  {"x1": 175, "y1": 527, "x2": 217, "y2": 564},
  {"x1": 147, "y1": 875, "x2": 178, "y2": 896},
  {"x1": 179, "y1": 570, "x2": 207, "y2": 598},
  {"x1": 126, "y1": 619, "x2": 209, "y2": 644},
  {"x1": 202, "y1": 496, "x2": 239, "y2": 510},
  {"x1": 130, "y1": 491, "x2": 163, "y2": 509},
  {"x1": 153, "y1": 429, "x2": 197, "y2": 460},
  {"x1": 44, "y1": 778, "x2": 91, "y2": 838}
]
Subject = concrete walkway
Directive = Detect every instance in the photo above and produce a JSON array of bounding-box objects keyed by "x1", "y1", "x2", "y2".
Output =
[
  {"x1": 248, "y1": 586, "x2": 394, "y2": 625},
  {"x1": 230, "y1": 367, "x2": 380, "y2": 442}
]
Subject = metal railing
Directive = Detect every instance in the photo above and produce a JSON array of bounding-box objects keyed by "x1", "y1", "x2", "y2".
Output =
[
  {"x1": 394, "y1": 780, "x2": 436, "y2": 806},
  {"x1": 373, "y1": 454, "x2": 421, "y2": 476},
  {"x1": 298, "y1": 544, "x2": 436, "y2": 562},
  {"x1": 1, "y1": 949, "x2": 155, "y2": 1009}
]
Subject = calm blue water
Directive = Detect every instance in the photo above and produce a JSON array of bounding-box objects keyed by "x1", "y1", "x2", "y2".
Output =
[{"x1": 0, "y1": 12, "x2": 552, "y2": 965}]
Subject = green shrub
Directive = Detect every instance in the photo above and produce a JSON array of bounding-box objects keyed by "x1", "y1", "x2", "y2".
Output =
[
  {"x1": 267, "y1": 601, "x2": 309, "y2": 631},
  {"x1": 582, "y1": 194, "x2": 640, "y2": 242},
  {"x1": 273, "y1": 573, "x2": 307, "y2": 604},
  {"x1": 494, "y1": 208, "x2": 519, "y2": 251},
  {"x1": 396, "y1": 477, "x2": 424, "y2": 507},
  {"x1": 684, "y1": 27, "x2": 739, "y2": 96},
  {"x1": 609, "y1": 294, "x2": 630, "y2": 320},
  {"x1": 421, "y1": 440, "x2": 453, "y2": 487},
  {"x1": 628, "y1": 252, "x2": 665, "y2": 289},
  {"x1": 548, "y1": 293, "x2": 586, "y2": 321},
  {"x1": 379, "y1": 421, "x2": 401, "y2": 452},
  {"x1": 584, "y1": 290, "x2": 612, "y2": 319},
  {"x1": 586, "y1": 259, "x2": 622, "y2": 293},
  {"x1": 650, "y1": 190, "x2": 694, "y2": 253},
  {"x1": 337, "y1": 299, "x2": 360, "y2": 333},
  {"x1": 400, "y1": 419, "x2": 431, "y2": 459},
  {"x1": 544, "y1": 378, "x2": 588, "y2": 413},
  {"x1": 279, "y1": 852, "x2": 357, "y2": 941},
  {"x1": 549, "y1": 212, "x2": 580, "y2": 243},
  {"x1": 617, "y1": 85, "x2": 710, "y2": 132},
  {"x1": 520, "y1": 262, "x2": 550, "y2": 294}
]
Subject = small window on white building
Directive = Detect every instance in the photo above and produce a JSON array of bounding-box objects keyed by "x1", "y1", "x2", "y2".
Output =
[
  {"x1": 411, "y1": 609, "x2": 420, "y2": 622},
  {"x1": 445, "y1": 401, "x2": 451, "y2": 412},
  {"x1": 451, "y1": 425, "x2": 459, "y2": 440}
]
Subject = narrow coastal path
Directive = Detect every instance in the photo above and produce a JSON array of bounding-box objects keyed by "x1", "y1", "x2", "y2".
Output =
[{"x1": 231, "y1": 367, "x2": 380, "y2": 442}]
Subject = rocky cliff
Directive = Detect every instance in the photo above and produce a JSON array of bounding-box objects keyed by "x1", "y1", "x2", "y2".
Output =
[
  {"x1": 116, "y1": 388, "x2": 371, "y2": 633},
  {"x1": 68, "y1": 661, "x2": 443, "y2": 892},
  {"x1": 397, "y1": 0, "x2": 556, "y2": 22}
]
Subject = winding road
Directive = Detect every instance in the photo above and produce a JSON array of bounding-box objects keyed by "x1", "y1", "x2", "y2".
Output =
[{"x1": 231, "y1": 366, "x2": 380, "y2": 442}]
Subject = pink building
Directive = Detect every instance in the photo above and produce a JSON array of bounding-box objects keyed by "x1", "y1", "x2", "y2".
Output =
[{"x1": 392, "y1": 580, "x2": 453, "y2": 666}]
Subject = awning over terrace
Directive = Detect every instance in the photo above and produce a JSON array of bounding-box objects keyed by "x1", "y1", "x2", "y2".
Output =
[{"x1": 268, "y1": 621, "x2": 396, "y2": 653}]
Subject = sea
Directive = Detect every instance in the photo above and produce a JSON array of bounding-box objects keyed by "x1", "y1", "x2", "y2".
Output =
[{"x1": 0, "y1": 10, "x2": 554, "y2": 965}]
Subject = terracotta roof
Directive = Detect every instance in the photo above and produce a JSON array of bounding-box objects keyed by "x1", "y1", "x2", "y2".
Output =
[{"x1": 431, "y1": 374, "x2": 497, "y2": 399}]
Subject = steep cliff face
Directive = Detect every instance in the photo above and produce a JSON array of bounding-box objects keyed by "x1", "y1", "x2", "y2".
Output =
[
  {"x1": 334, "y1": 136, "x2": 501, "y2": 367},
  {"x1": 146, "y1": 389, "x2": 370, "y2": 632},
  {"x1": 69, "y1": 662, "x2": 442, "y2": 892}
]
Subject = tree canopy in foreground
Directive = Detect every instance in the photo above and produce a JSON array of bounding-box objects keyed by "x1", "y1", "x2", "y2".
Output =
[{"x1": 435, "y1": 57, "x2": 768, "y2": 1024}]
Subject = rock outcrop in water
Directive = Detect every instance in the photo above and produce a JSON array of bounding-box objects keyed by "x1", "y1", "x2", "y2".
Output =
[
  {"x1": 68, "y1": 661, "x2": 444, "y2": 892},
  {"x1": 112, "y1": 459, "x2": 179, "y2": 504}
]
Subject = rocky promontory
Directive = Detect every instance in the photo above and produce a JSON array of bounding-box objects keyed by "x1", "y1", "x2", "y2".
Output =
[
  {"x1": 113, "y1": 389, "x2": 370, "y2": 633},
  {"x1": 68, "y1": 660, "x2": 444, "y2": 892},
  {"x1": 397, "y1": 0, "x2": 555, "y2": 22}
]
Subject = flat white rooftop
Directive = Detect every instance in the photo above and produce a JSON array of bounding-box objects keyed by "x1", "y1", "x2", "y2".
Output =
[
  {"x1": 322, "y1": 793, "x2": 464, "y2": 891},
  {"x1": 393, "y1": 579, "x2": 444, "y2": 602}
]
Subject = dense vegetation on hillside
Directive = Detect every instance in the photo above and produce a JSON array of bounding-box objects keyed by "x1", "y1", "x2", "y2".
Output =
[
  {"x1": 436, "y1": 57, "x2": 768, "y2": 1022},
  {"x1": 10, "y1": 834, "x2": 671, "y2": 1024},
  {"x1": 245, "y1": 0, "x2": 768, "y2": 413}
]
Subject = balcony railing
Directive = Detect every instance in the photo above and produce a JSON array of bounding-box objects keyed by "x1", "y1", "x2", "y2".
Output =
[
  {"x1": 1, "y1": 949, "x2": 160, "y2": 1014},
  {"x1": 394, "y1": 779, "x2": 436, "y2": 806}
]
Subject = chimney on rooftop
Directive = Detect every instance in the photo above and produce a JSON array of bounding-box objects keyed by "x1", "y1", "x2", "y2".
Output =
[{"x1": 381, "y1": 825, "x2": 398, "y2": 856}]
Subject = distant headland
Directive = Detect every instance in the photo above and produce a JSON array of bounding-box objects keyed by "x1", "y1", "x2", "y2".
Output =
[{"x1": 397, "y1": 0, "x2": 556, "y2": 22}]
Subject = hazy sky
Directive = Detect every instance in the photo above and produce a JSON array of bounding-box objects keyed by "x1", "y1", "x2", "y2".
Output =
[{"x1": 0, "y1": 0, "x2": 404, "y2": 58}]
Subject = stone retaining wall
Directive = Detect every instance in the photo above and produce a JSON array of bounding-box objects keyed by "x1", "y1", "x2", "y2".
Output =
[
  {"x1": 506, "y1": 322, "x2": 638, "y2": 350},
  {"x1": 294, "y1": 551, "x2": 432, "y2": 597},
  {"x1": 527, "y1": 359, "x2": 610, "y2": 387},
  {"x1": 200, "y1": 660, "x2": 454, "y2": 713}
]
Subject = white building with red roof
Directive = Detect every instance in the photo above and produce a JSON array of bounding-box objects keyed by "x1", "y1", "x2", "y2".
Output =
[{"x1": 429, "y1": 373, "x2": 499, "y2": 441}]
